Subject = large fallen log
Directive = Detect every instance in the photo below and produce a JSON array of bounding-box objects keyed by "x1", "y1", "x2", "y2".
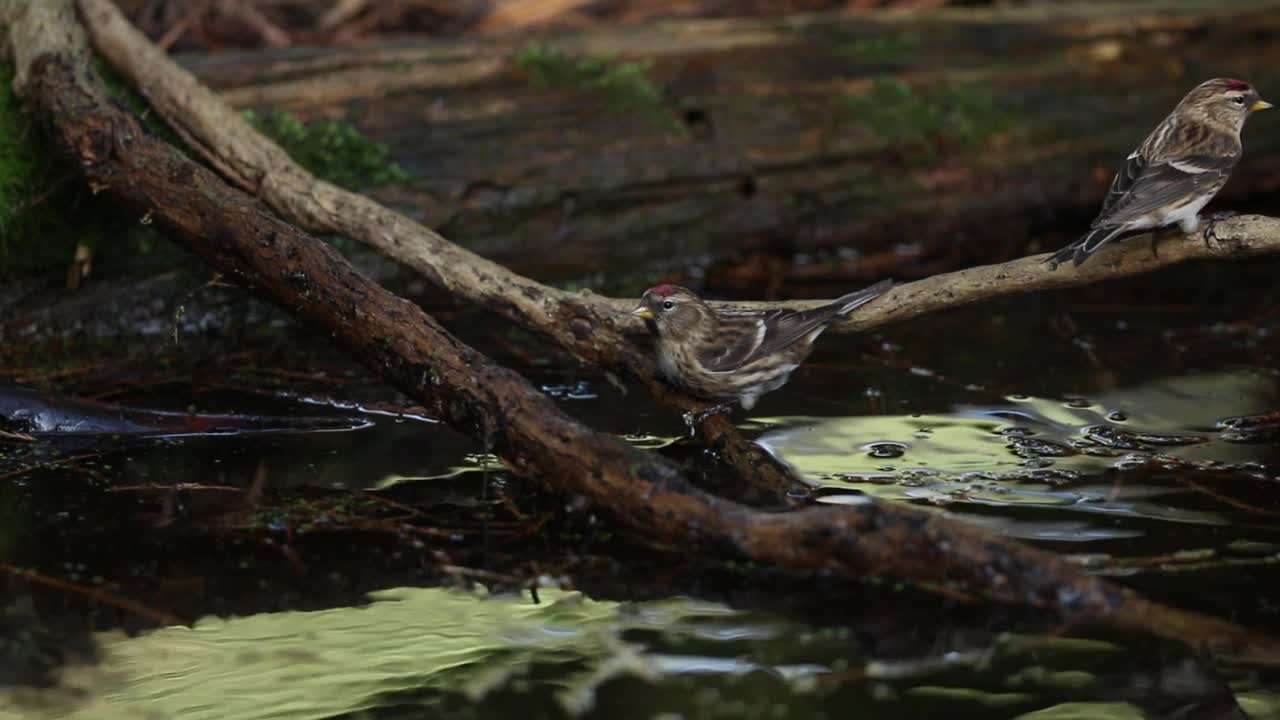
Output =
[
  {"x1": 171, "y1": 1, "x2": 1280, "y2": 281},
  {"x1": 6, "y1": 0, "x2": 1280, "y2": 661}
]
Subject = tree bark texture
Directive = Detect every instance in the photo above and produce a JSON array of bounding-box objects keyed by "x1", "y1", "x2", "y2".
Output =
[{"x1": 175, "y1": 1, "x2": 1280, "y2": 281}]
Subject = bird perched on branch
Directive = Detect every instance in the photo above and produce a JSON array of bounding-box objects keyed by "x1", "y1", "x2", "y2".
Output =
[
  {"x1": 631, "y1": 280, "x2": 892, "y2": 430},
  {"x1": 1051, "y1": 78, "x2": 1272, "y2": 268}
]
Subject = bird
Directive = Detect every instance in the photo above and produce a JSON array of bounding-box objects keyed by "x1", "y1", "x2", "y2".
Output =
[
  {"x1": 630, "y1": 279, "x2": 892, "y2": 429},
  {"x1": 1051, "y1": 78, "x2": 1271, "y2": 268}
]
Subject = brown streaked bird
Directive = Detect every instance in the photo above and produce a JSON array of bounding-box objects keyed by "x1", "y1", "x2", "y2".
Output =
[
  {"x1": 631, "y1": 280, "x2": 892, "y2": 428},
  {"x1": 1051, "y1": 78, "x2": 1271, "y2": 268}
]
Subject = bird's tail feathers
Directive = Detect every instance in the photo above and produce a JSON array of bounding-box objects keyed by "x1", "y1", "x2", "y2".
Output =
[
  {"x1": 832, "y1": 278, "x2": 893, "y2": 316},
  {"x1": 1049, "y1": 225, "x2": 1127, "y2": 268}
]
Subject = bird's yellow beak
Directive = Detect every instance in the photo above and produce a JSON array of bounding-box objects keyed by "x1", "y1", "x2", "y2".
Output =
[
  {"x1": 1252, "y1": 99, "x2": 1274, "y2": 112},
  {"x1": 631, "y1": 306, "x2": 654, "y2": 320}
]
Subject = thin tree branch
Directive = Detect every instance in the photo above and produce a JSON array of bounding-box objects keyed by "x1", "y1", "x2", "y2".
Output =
[
  {"x1": 0, "y1": 562, "x2": 186, "y2": 626},
  {"x1": 76, "y1": 0, "x2": 1280, "y2": 338},
  {"x1": 6, "y1": 0, "x2": 1279, "y2": 660},
  {"x1": 76, "y1": 0, "x2": 811, "y2": 506}
]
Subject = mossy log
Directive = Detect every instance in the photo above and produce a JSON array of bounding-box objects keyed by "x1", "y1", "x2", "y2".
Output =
[{"x1": 179, "y1": 1, "x2": 1280, "y2": 283}]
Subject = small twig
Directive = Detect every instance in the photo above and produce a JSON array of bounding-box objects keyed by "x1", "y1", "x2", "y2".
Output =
[
  {"x1": 435, "y1": 561, "x2": 529, "y2": 587},
  {"x1": 12, "y1": 359, "x2": 119, "y2": 384},
  {"x1": 0, "y1": 451, "x2": 106, "y2": 481},
  {"x1": 170, "y1": 272, "x2": 228, "y2": 345},
  {"x1": 0, "y1": 429, "x2": 36, "y2": 442},
  {"x1": 221, "y1": 0, "x2": 291, "y2": 47},
  {"x1": 318, "y1": 0, "x2": 368, "y2": 29},
  {"x1": 1182, "y1": 478, "x2": 1280, "y2": 519},
  {"x1": 8, "y1": 172, "x2": 75, "y2": 215},
  {"x1": 154, "y1": 15, "x2": 188, "y2": 50},
  {"x1": 357, "y1": 489, "x2": 423, "y2": 517},
  {"x1": 0, "y1": 562, "x2": 185, "y2": 626},
  {"x1": 108, "y1": 482, "x2": 242, "y2": 493}
]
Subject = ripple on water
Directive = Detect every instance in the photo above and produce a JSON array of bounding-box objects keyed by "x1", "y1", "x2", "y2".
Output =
[{"x1": 755, "y1": 371, "x2": 1279, "y2": 535}]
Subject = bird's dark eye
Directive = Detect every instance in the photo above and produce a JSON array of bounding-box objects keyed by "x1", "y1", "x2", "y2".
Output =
[
  {"x1": 662, "y1": 300, "x2": 674, "y2": 310},
  {"x1": 1232, "y1": 95, "x2": 1247, "y2": 105}
]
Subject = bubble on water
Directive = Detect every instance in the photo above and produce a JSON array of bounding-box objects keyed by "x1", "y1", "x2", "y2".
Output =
[
  {"x1": 1112, "y1": 454, "x2": 1149, "y2": 471},
  {"x1": 863, "y1": 442, "x2": 906, "y2": 459},
  {"x1": 1009, "y1": 437, "x2": 1074, "y2": 458}
]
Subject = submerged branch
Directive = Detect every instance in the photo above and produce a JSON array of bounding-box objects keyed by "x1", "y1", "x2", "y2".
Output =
[{"x1": 6, "y1": 0, "x2": 1279, "y2": 660}]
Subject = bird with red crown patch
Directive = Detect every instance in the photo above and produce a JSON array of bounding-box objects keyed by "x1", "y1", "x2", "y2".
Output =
[
  {"x1": 1051, "y1": 78, "x2": 1272, "y2": 268},
  {"x1": 631, "y1": 280, "x2": 892, "y2": 431}
]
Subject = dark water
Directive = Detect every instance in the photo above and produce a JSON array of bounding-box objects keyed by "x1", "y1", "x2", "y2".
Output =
[{"x1": 3, "y1": 264, "x2": 1280, "y2": 719}]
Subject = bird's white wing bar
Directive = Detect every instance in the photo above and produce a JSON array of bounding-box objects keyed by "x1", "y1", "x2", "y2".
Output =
[{"x1": 1166, "y1": 152, "x2": 1238, "y2": 174}]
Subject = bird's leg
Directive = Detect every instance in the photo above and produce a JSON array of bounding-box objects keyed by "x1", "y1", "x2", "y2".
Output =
[
  {"x1": 682, "y1": 403, "x2": 733, "y2": 437},
  {"x1": 1203, "y1": 211, "x2": 1237, "y2": 248},
  {"x1": 1148, "y1": 226, "x2": 1179, "y2": 259}
]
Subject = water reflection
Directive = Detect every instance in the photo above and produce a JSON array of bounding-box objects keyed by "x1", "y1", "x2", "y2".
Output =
[
  {"x1": 1, "y1": 588, "x2": 1270, "y2": 720},
  {"x1": 754, "y1": 371, "x2": 1280, "y2": 538}
]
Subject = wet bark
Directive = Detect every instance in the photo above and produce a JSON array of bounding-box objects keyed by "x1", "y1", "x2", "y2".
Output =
[
  {"x1": 6, "y1": 0, "x2": 1280, "y2": 661},
  {"x1": 173, "y1": 1, "x2": 1280, "y2": 281}
]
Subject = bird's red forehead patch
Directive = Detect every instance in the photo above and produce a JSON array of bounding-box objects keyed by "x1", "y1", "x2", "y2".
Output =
[
  {"x1": 649, "y1": 284, "x2": 680, "y2": 298},
  {"x1": 1223, "y1": 79, "x2": 1252, "y2": 91}
]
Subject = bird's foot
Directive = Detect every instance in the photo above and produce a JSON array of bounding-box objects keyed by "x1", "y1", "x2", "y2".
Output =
[
  {"x1": 682, "y1": 403, "x2": 733, "y2": 437},
  {"x1": 1202, "y1": 211, "x2": 1237, "y2": 248},
  {"x1": 1148, "y1": 226, "x2": 1178, "y2": 259}
]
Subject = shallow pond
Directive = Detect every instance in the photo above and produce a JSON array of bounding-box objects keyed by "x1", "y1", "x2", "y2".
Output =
[{"x1": 2, "y1": 262, "x2": 1279, "y2": 718}]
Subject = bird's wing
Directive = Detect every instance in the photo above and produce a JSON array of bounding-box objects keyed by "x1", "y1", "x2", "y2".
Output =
[
  {"x1": 697, "y1": 307, "x2": 835, "y2": 373},
  {"x1": 1095, "y1": 149, "x2": 1148, "y2": 219},
  {"x1": 1095, "y1": 126, "x2": 1240, "y2": 227},
  {"x1": 696, "y1": 310, "x2": 772, "y2": 372}
]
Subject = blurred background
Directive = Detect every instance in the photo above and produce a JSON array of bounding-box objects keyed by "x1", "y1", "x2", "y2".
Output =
[{"x1": 7, "y1": 0, "x2": 1265, "y2": 297}]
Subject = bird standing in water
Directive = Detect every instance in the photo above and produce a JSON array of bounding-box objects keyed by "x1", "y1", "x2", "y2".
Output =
[
  {"x1": 631, "y1": 280, "x2": 892, "y2": 430},
  {"x1": 1051, "y1": 78, "x2": 1271, "y2": 267}
]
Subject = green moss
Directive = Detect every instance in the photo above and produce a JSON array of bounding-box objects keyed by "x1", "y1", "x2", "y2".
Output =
[
  {"x1": 841, "y1": 77, "x2": 1008, "y2": 159},
  {"x1": 513, "y1": 44, "x2": 670, "y2": 126},
  {"x1": 0, "y1": 61, "x2": 195, "y2": 281},
  {"x1": 243, "y1": 109, "x2": 410, "y2": 190},
  {"x1": 0, "y1": 62, "x2": 82, "y2": 277},
  {"x1": 832, "y1": 32, "x2": 922, "y2": 65},
  {"x1": 0, "y1": 64, "x2": 39, "y2": 240}
]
